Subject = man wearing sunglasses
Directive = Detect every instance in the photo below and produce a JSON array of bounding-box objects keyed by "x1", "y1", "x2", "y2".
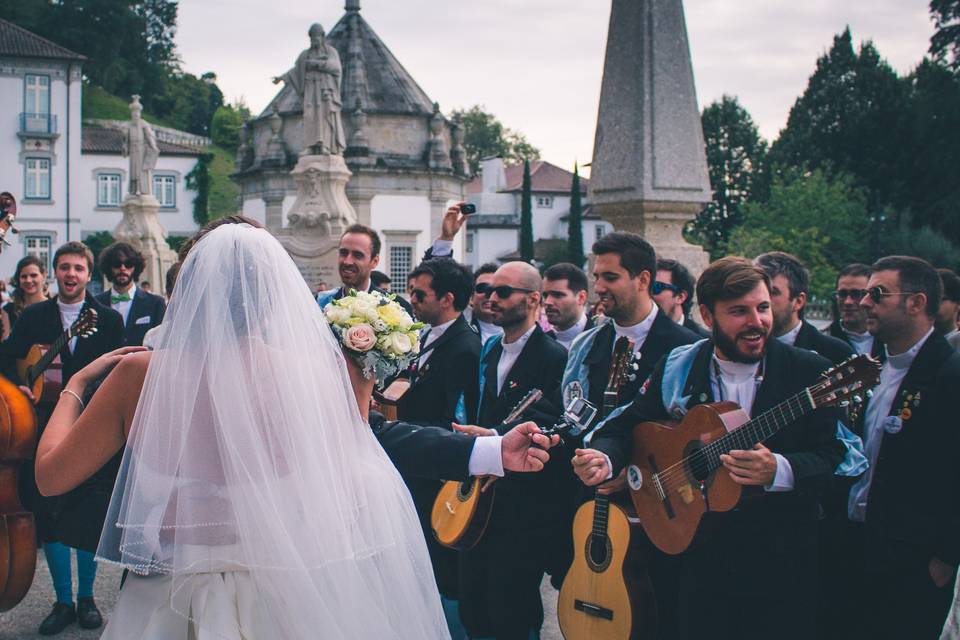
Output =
[
  {"x1": 454, "y1": 261, "x2": 569, "y2": 640},
  {"x1": 653, "y1": 258, "x2": 709, "y2": 338},
  {"x1": 825, "y1": 263, "x2": 886, "y2": 361},
  {"x1": 469, "y1": 263, "x2": 504, "y2": 345},
  {"x1": 754, "y1": 251, "x2": 852, "y2": 366},
  {"x1": 95, "y1": 242, "x2": 166, "y2": 347},
  {"x1": 845, "y1": 256, "x2": 960, "y2": 639}
]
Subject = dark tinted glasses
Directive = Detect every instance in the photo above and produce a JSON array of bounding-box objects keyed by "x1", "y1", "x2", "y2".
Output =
[
  {"x1": 410, "y1": 289, "x2": 431, "y2": 302},
  {"x1": 651, "y1": 281, "x2": 681, "y2": 296},
  {"x1": 834, "y1": 289, "x2": 869, "y2": 302},
  {"x1": 474, "y1": 282, "x2": 491, "y2": 296},
  {"x1": 113, "y1": 260, "x2": 135, "y2": 269},
  {"x1": 485, "y1": 285, "x2": 536, "y2": 299},
  {"x1": 865, "y1": 286, "x2": 918, "y2": 304}
]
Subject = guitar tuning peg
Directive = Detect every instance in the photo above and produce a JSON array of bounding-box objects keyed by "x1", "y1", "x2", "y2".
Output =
[
  {"x1": 627, "y1": 374, "x2": 637, "y2": 382},
  {"x1": 865, "y1": 389, "x2": 874, "y2": 398},
  {"x1": 853, "y1": 395, "x2": 863, "y2": 405},
  {"x1": 630, "y1": 363, "x2": 639, "y2": 371},
  {"x1": 839, "y1": 400, "x2": 850, "y2": 407}
]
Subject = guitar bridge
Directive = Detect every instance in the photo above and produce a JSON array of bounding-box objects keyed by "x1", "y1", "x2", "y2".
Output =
[{"x1": 574, "y1": 600, "x2": 614, "y2": 620}]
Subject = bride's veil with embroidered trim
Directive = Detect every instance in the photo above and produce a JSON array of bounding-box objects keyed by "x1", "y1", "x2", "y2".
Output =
[{"x1": 96, "y1": 223, "x2": 448, "y2": 638}]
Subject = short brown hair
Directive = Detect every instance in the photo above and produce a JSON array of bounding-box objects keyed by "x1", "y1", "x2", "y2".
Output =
[
  {"x1": 178, "y1": 215, "x2": 265, "y2": 262},
  {"x1": 341, "y1": 224, "x2": 381, "y2": 258},
  {"x1": 696, "y1": 256, "x2": 771, "y2": 312},
  {"x1": 53, "y1": 241, "x2": 94, "y2": 272}
]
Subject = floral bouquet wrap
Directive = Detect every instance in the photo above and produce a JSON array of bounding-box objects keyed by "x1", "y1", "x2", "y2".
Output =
[{"x1": 324, "y1": 289, "x2": 424, "y2": 380}]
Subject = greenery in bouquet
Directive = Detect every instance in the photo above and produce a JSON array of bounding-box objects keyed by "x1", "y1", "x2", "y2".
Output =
[{"x1": 324, "y1": 289, "x2": 424, "y2": 380}]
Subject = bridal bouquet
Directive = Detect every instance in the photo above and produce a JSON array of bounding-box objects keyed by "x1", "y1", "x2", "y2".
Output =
[{"x1": 324, "y1": 289, "x2": 424, "y2": 380}]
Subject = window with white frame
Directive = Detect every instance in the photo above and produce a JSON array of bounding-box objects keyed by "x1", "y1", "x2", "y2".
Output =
[
  {"x1": 595, "y1": 224, "x2": 606, "y2": 242},
  {"x1": 24, "y1": 235, "x2": 51, "y2": 273},
  {"x1": 388, "y1": 245, "x2": 414, "y2": 282},
  {"x1": 153, "y1": 175, "x2": 176, "y2": 208},
  {"x1": 536, "y1": 196, "x2": 553, "y2": 208},
  {"x1": 25, "y1": 158, "x2": 51, "y2": 199},
  {"x1": 97, "y1": 173, "x2": 122, "y2": 207},
  {"x1": 24, "y1": 74, "x2": 50, "y2": 134}
]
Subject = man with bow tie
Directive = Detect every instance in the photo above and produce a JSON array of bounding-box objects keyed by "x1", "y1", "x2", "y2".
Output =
[{"x1": 94, "y1": 242, "x2": 165, "y2": 347}]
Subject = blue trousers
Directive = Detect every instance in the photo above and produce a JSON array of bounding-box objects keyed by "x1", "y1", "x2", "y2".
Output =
[{"x1": 44, "y1": 542, "x2": 96, "y2": 604}]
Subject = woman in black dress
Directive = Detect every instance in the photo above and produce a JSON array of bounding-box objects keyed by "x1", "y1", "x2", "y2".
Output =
[{"x1": 2, "y1": 254, "x2": 50, "y2": 338}]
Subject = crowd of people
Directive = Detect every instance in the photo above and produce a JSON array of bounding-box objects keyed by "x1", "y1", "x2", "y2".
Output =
[{"x1": 0, "y1": 203, "x2": 958, "y2": 639}]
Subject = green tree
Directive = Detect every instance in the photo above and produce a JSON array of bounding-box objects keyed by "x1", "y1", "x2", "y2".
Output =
[
  {"x1": 930, "y1": 0, "x2": 960, "y2": 71},
  {"x1": 567, "y1": 162, "x2": 585, "y2": 267},
  {"x1": 186, "y1": 154, "x2": 212, "y2": 226},
  {"x1": 692, "y1": 95, "x2": 767, "y2": 258},
  {"x1": 450, "y1": 105, "x2": 540, "y2": 174},
  {"x1": 520, "y1": 159, "x2": 534, "y2": 263},
  {"x1": 84, "y1": 231, "x2": 116, "y2": 283},
  {"x1": 211, "y1": 103, "x2": 248, "y2": 150},
  {"x1": 725, "y1": 169, "x2": 870, "y2": 296}
]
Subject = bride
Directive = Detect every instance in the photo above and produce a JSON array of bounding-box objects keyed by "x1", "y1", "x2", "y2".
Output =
[{"x1": 33, "y1": 221, "x2": 552, "y2": 638}]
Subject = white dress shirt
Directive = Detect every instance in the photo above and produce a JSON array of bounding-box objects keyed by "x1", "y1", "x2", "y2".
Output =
[
  {"x1": 844, "y1": 327, "x2": 875, "y2": 355},
  {"x1": 468, "y1": 435, "x2": 505, "y2": 477},
  {"x1": 496, "y1": 324, "x2": 536, "y2": 396},
  {"x1": 613, "y1": 303, "x2": 658, "y2": 354},
  {"x1": 848, "y1": 328, "x2": 933, "y2": 522},
  {"x1": 58, "y1": 299, "x2": 84, "y2": 353},
  {"x1": 110, "y1": 283, "x2": 136, "y2": 325},
  {"x1": 476, "y1": 319, "x2": 503, "y2": 347},
  {"x1": 709, "y1": 355, "x2": 795, "y2": 492},
  {"x1": 554, "y1": 314, "x2": 587, "y2": 350},
  {"x1": 776, "y1": 321, "x2": 803, "y2": 347},
  {"x1": 418, "y1": 316, "x2": 457, "y2": 367}
]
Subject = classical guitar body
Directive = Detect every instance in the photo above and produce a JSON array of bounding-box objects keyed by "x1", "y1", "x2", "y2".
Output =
[
  {"x1": 431, "y1": 477, "x2": 494, "y2": 550},
  {"x1": 17, "y1": 344, "x2": 62, "y2": 405},
  {"x1": 628, "y1": 402, "x2": 744, "y2": 556},
  {"x1": 558, "y1": 499, "x2": 653, "y2": 640},
  {"x1": 0, "y1": 374, "x2": 38, "y2": 611}
]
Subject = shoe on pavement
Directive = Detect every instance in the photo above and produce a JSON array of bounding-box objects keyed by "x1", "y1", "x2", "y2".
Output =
[
  {"x1": 38, "y1": 602, "x2": 76, "y2": 636},
  {"x1": 77, "y1": 596, "x2": 103, "y2": 630}
]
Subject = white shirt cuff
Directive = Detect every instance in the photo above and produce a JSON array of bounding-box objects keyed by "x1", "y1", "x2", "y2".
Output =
[
  {"x1": 467, "y1": 435, "x2": 504, "y2": 477},
  {"x1": 431, "y1": 238, "x2": 454, "y2": 257},
  {"x1": 764, "y1": 453, "x2": 795, "y2": 492},
  {"x1": 601, "y1": 453, "x2": 614, "y2": 482}
]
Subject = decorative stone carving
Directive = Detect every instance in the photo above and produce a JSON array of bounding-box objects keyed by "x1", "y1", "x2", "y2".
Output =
[
  {"x1": 235, "y1": 122, "x2": 251, "y2": 170},
  {"x1": 123, "y1": 96, "x2": 159, "y2": 196},
  {"x1": 450, "y1": 114, "x2": 468, "y2": 177},
  {"x1": 263, "y1": 108, "x2": 286, "y2": 166},
  {"x1": 114, "y1": 194, "x2": 177, "y2": 290},
  {"x1": 428, "y1": 103, "x2": 450, "y2": 171},
  {"x1": 346, "y1": 98, "x2": 369, "y2": 157}
]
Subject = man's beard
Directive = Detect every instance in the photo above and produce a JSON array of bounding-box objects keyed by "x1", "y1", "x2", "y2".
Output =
[
  {"x1": 113, "y1": 273, "x2": 131, "y2": 286},
  {"x1": 712, "y1": 324, "x2": 767, "y2": 364},
  {"x1": 493, "y1": 299, "x2": 529, "y2": 329},
  {"x1": 339, "y1": 265, "x2": 364, "y2": 288}
]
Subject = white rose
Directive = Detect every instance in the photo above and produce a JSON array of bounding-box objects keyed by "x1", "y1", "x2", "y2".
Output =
[
  {"x1": 351, "y1": 300, "x2": 380, "y2": 322},
  {"x1": 383, "y1": 331, "x2": 413, "y2": 356},
  {"x1": 325, "y1": 305, "x2": 351, "y2": 325}
]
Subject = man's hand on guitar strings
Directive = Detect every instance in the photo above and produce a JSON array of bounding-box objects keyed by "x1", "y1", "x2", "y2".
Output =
[
  {"x1": 501, "y1": 421, "x2": 558, "y2": 473},
  {"x1": 571, "y1": 448, "x2": 611, "y2": 487},
  {"x1": 720, "y1": 443, "x2": 777, "y2": 486}
]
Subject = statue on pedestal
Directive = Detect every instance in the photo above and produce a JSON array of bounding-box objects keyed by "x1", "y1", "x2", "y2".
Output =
[
  {"x1": 273, "y1": 23, "x2": 347, "y2": 156},
  {"x1": 122, "y1": 95, "x2": 159, "y2": 196}
]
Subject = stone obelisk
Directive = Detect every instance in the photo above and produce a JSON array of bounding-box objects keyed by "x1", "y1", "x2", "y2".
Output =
[
  {"x1": 271, "y1": 22, "x2": 357, "y2": 285},
  {"x1": 589, "y1": 0, "x2": 711, "y2": 274},
  {"x1": 114, "y1": 95, "x2": 177, "y2": 288}
]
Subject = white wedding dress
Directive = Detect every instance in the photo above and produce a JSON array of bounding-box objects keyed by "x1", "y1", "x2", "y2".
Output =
[{"x1": 96, "y1": 224, "x2": 450, "y2": 639}]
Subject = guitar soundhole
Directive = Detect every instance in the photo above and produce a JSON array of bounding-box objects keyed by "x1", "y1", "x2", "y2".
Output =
[
  {"x1": 585, "y1": 534, "x2": 612, "y2": 573},
  {"x1": 683, "y1": 440, "x2": 711, "y2": 483},
  {"x1": 456, "y1": 481, "x2": 474, "y2": 502}
]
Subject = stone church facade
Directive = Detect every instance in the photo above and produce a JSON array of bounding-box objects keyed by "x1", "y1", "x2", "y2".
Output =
[{"x1": 234, "y1": 1, "x2": 469, "y2": 287}]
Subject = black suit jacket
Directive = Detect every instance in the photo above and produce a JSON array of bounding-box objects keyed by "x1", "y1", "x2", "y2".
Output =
[
  {"x1": 826, "y1": 318, "x2": 886, "y2": 363},
  {"x1": 861, "y1": 332, "x2": 960, "y2": 567},
  {"x1": 683, "y1": 315, "x2": 711, "y2": 338},
  {"x1": 369, "y1": 412, "x2": 476, "y2": 481},
  {"x1": 95, "y1": 287, "x2": 166, "y2": 347},
  {"x1": 477, "y1": 325, "x2": 570, "y2": 532},
  {"x1": 591, "y1": 338, "x2": 845, "y2": 526},
  {"x1": 794, "y1": 320, "x2": 854, "y2": 365},
  {"x1": 328, "y1": 284, "x2": 414, "y2": 316},
  {"x1": 398, "y1": 315, "x2": 480, "y2": 426}
]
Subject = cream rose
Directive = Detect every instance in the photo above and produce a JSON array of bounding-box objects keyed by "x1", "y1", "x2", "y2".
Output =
[
  {"x1": 344, "y1": 323, "x2": 377, "y2": 352},
  {"x1": 325, "y1": 305, "x2": 352, "y2": 325},
  {"x1": 382, "y1": 331, "x2": 413, "y2": 356},
  {"x1": 377, "y1": 302, "x2": 404, "y2": 327}
]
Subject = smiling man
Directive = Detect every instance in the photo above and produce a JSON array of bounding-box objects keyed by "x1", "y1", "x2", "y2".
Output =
[{"x1": 574, "y1": 256, "x2": 844, "y2": 640}]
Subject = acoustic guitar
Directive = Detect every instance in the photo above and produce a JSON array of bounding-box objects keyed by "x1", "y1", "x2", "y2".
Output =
[
  {"x1": 626, "y1": 354, "x2": 881, "y2": 555},
  {"x1": 559, "y1": 336, "x2": 654, "y2": 640},
  {"x1": 431, "y1": 388, "x2": 543, "y2": 551},
  {"x1": 16, "y1": 308, "x2": 98, "y2": 405}
]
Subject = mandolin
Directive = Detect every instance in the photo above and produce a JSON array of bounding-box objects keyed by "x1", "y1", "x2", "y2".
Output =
[
  {"x1": 431, "y1": 388, "x2": 543, "y2": 551},
  {"x1": 627, "y1": 354, "x2": 881, "y2": 555},
  {"x1": 16, "y1": 308, "x2": 98, "y2": 405},
  {"x1": 559, "y1": 337, "x2": 654, "y2": 640}
]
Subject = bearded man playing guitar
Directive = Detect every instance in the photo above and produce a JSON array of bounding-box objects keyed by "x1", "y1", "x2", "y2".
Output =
[
  {"x1": 573, "y1": 257, "x2": 846, "y2": 640},
  {"x1": 0, "y1": 241, "x2": 123, "y2": 635}
]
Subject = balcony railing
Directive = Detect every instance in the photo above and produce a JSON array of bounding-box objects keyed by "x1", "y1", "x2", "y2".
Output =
[{"x1": 19, "y1": 112, "x2": 58, "y2": 136}]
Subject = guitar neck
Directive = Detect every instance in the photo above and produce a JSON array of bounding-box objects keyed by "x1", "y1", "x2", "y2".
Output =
[{"x1": 591, "y1": 492, "x2": 611, "y2": 540}]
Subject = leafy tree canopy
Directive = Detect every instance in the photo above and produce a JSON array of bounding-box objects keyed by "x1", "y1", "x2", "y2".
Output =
[
  {"x1": 450, "y1": 105, "x2": 540, "y2": 174},
  {"x1": 930, "y1": 0, "x2": 960, "y2": 71}
]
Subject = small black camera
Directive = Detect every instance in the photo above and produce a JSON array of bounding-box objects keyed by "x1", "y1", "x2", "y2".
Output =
[{"x1": 460, "y1": 203, "x2": 477, "y2": 215}]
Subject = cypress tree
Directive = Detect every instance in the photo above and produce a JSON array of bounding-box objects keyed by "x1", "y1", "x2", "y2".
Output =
[
  {"x1": 520, "y1": 159, "x2": 534, "y2": 263},
  {"x1": 567, "y1": 161, "x2": 585, "y2": 267}
]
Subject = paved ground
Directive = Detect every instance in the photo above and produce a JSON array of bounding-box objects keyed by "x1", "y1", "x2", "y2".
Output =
[{"x1": 1, "y1": 551, "x2": 562, "y2": 639}]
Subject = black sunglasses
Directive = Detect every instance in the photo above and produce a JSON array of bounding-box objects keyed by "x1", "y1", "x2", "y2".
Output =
[
  {"x1": 833, "y1": 289, "x2": 869, "y2": 302},
  {"x1": 113, "y1": 260, "x2": 135, "y2": 269},
  {"x1": 651, "y1": 281, "x2": 681, "y2": 296},
  {"x1": 410, "y1": 288, "x2": 431, "y2": 302},
  {"x1": 864, "y1": 286, "x2": 918, "y2": 304},
  {"x1": 484, "y1": 285, "x2": 536, "y2": 299},
  {"x1": 474, "y1": 282, "x2": 491, "y2": 295}
]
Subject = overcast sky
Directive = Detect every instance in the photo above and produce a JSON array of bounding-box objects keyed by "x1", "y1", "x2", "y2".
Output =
[{"x1": 176, "y1": 1, "x2": 934, "y2": 174}]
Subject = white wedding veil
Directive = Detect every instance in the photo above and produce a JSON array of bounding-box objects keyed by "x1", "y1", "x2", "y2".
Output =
[{"x1": 96, "y1": 223, "x2": 449, "y2": 638}]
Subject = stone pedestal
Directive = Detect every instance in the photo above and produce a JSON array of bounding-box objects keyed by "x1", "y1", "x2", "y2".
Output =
[
  {"x1": 275, "y1": 153, "x2": 357, "y2": 288},
  {"x1": 597, "y1": 200, "x2": 709, "y2": 274},
  {"x1": 113, "y1": 194, "x2": 177, "y2": 290}
]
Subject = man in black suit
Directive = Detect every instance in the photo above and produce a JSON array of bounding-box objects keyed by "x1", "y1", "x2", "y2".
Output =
[
  {"x1": 94, "y1": 242, "x2": 166, "y2": 347},
  {"x1": 455, "y1": 260, "x2": 570, "y2": 640},
  {"x1": 826, "y1": 263, "x2": 886, "y2": 361},
  {"x1": 654, "y1": 257, "x2": 710, "y2": 338},
  {"x1": 316, "y1": 223, "x2": 413, "y2": 315},
  {"x1": 542, "y1": 262, "x2": 594, "y2": 349},
  {"x1": 843, "y1": 256, "x2": 960, "y2": 639},
  {"x1": 575, "y1": 257, "x2": 845, "y2": 640},
  {"x1": 402, "y1": 257, "x2": 481, "y2": 622},
  {"x1": 0, "y1": 241, "x2": 124, "y2": 635},
  {"x1": 755, "y1": 251, "x2": 852, "y2": 364}
]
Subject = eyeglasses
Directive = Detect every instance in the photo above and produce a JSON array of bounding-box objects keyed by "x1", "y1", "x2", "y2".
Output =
[
  {"x1": 474, "y1": 282, "x2": 491, "y2": 296},
  {"x1": 484, "y1": 285, "x2": 536, "y2": 299},
  {"x1": 113, "y1": 261, "x2": 135, "y2": 269},
  {"x1": 410, "y1": 289, "x2": 431, "y2": 302},
  {"x1": 651, "y1": 281, "x2": 681, "y2": 296},
  {"x1": 833, "y1": 289, "x2": 869, "y2": 302},
  {"x1": 864, "y1": 286, "x2": 919, "y2": 304}
]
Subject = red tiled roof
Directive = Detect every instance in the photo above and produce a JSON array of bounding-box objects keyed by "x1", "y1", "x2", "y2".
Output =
[
  {"x1": 466, "y1": 160, "x2": 589, "y2": 195},
  {"x1": 0, "y1": 19, "x2": 86, "y2": 61}
]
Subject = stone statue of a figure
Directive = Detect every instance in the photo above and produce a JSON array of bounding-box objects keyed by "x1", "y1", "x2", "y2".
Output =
[
  {"x1": 273, "y1": 23, "x2": 347, "y2": 156},
  {"x1": 122, "y1": 95, "x2": 159, "y2": 196}
]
